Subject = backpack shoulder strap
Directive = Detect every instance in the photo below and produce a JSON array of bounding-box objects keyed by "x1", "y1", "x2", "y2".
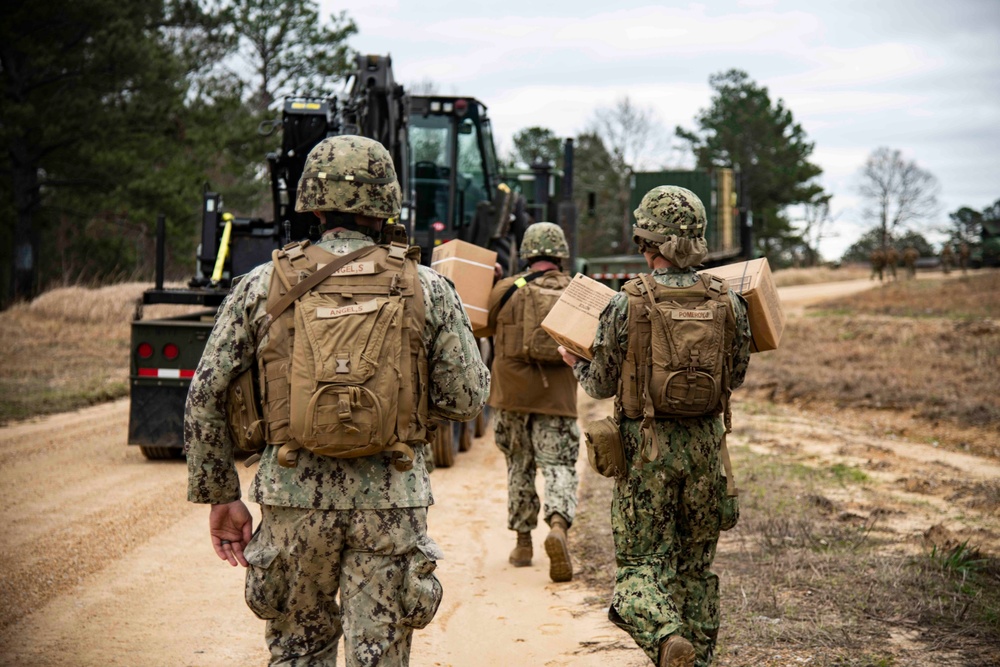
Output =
[
  {"x1": 265, "y1": 244, "x2": 380, "y2": 325},
  {"x1": 494, "y1": 269, "x2": 549, "y2": 314}
]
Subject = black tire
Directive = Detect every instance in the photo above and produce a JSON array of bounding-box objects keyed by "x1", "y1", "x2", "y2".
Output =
[
  {"x1": 140, "y1": 446, "x2": 183, "y2": 460},
  {"x1": 474, "y1": 408, "x2": 490, "y2": 438},
  {"x1": 459, "y1": 420, "x2": 473, "y2": 452},
  {"x1": 432, "y1": 423, "x2": 456, "y2": 468}
]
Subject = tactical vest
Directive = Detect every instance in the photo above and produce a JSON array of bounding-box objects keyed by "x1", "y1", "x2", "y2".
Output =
[
  {"x1": 619, "y1": 273, "x2": 737, "y2": 459},
  {"x1": 258, "y1": 240, "x2": 429, "y2": 470},
  {"x1": 495, "y1": 270, "x2": 571, "y2": 365}
]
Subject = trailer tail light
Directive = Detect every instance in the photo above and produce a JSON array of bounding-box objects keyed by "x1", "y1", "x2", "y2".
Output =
[
  {"x1": 137, "y1": 343, "x2": 154, "y2": 359},
  {"x1": 163, "y1": 343, "x2": 180, "y2": 360}
]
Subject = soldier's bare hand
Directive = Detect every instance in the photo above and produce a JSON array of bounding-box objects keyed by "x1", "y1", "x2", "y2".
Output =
[
  {"x1": 558, "y1": 345, "x2": 581, "y2": 367},
  {"x1": 209, "y1": 501, "x2": 253, "y2": 567}
]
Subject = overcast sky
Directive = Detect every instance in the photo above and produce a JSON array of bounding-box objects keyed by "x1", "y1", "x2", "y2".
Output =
[{"x1": 320, "y1": 0, "x2": 1000, "y2": 260}]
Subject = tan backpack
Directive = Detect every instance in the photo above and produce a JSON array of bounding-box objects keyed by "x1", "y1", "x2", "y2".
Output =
[
  {"x1": 258, "y1": 240, "x2": 428, "y2": 470},
  {"x1": 619, "y1": 272, "x2": 737, "y2": 460},
  {"x1": 496, "y1": 270, "x2": 570, "y2": 365}
]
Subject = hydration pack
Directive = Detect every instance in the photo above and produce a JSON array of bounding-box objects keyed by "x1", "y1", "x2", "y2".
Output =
[
  {"x1": 258, "y1": 240, "x2": 428, "y2": 470},
  {"x1": 619, "y1": 273, "x2": 737, "y2": 459}
]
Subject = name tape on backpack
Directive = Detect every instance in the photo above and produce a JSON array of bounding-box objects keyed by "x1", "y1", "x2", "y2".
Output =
[
  {"x1": 671, "y1": 309, "x2": 713, "y2": 320},
  {"x1": 316, "y1": 299, "x2": 378, "y2": 319}
]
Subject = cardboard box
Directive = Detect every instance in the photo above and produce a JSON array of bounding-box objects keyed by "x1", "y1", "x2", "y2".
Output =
[
  {"x1": 704, "y1": 257, "x2": 785, "y2": 353},
  {"x1": 430, "y1": 240, "x2": 497, "y2": 333},
  {"x1": 541, "y1": 273, "x2": 617, "y2": 360}
]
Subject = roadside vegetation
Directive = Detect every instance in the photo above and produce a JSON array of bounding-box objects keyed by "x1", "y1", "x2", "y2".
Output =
[
  {"x1": 0, "y1": 283, "x2": 192, "y2": 423},
  {"x1": 771, "y1": 263, "x2": 869, "y2": 287},
  {"x1": 745, "y1": 271, "x2": 1000, "y2": 460},
  {"x1": 575, "y1": 437, "x2": 1000, "y2": 666}
]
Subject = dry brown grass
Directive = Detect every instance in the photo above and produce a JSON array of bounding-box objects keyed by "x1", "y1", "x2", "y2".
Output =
[
  {"x1": 745, "y1": 271, "x2": 1000, "y2": 461},
  {"x1": 772, "y1": 263, "x2": 870, "y2": 287},
  {"x1": 574, "y1": 440, "x2": 1000, "y2": 667},
  {"x1": 0, "y1": 282, "x2": 194, "y2": 424}
]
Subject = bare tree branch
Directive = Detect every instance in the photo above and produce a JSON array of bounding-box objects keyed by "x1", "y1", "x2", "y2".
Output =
[{"x1": 857, "y1": 147, "x2": 939, "y2": 249}]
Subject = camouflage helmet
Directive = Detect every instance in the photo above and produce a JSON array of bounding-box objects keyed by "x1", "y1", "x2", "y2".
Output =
[
  {"x1": 632, "y1": 185, "x2": 709, "y2": 269},
  {"x1": 520, "y1": 221, "x2": 570, "y2": 260},
  {"x1": 295, "y1": 135, "x2": 401, "y2": 218},
  {"x1": 633, "y1": 185, "x2": 707, "y2": 244}
]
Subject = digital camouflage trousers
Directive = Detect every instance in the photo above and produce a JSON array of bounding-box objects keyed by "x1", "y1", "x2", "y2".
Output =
[
  {"x1": 609, "y1": 416, "x2": 728, "y2": 667},
  {"x1": 493, "y1": 409, "x2": 580, "y2": 533},
  {"x1": 244, "y1": 504, "x2": 443, "y2": 667}
]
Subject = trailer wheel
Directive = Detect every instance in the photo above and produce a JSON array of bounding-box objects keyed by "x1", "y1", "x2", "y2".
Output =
[
  {"x1": 140, "y1": 446, "x2": 183, "y2": 460},
  {"x1": 474, "y1": 408, "x2": 490, "y2": 438},
  {"x1": 459, "y1": 421, "x2": 473, "y2": 452},
  {"x1": 432, "y1": 424, "x2": 456, "y2": 468}
]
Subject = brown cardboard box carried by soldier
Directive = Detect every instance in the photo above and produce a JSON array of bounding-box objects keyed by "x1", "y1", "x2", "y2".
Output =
[
  {"x1": 479, "y1": 221, "x2": 581, "y2": 583},
  {"x1": 185, "y1": 134, "x2": 490, "y2": 667},
  {"x1": 559, "y1": 185, "x2": 752, "y2": 667},
  {"x1": 541, "y1": 272, "x2": 617, "y2": 360},
  {"x1": 430, "y1": 239, "x2": 497, "y2": 334},
  {"x1": 703, "y1": 257, "x2": 785, "y2": 353}
]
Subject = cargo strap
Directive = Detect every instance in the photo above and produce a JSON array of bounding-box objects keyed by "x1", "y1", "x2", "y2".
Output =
[{"x1": 265, "y1": 244, "x2": 380, "y2": 327}]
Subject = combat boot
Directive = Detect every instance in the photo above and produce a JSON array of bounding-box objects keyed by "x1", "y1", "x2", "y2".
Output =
[
  {"x1": 544, "y1": 514, "x2": 573, "y2": 582},
  {"x1": 659, "y1": 634, "x2": 695, "y2": 667},
  {"x1": 509, "y1": 531, "x2": 532, "y2": 567}
]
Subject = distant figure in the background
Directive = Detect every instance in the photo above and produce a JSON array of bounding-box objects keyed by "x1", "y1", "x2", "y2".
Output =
[
  {"x1": 870, "y1": 247, "x2": 886, "y2": 281},
  {"x1": 903, "y1": 245, "x2": 919, "y2": 280},
  {"x1": 941, "y1": 243, "x2": 954, "y2": 274},
  {"x1": 958, "y1": 242, "x2": 970, "y2": 275},
  {"x1": 885, "y1": 246, "x2": 899, "y2": 281}
]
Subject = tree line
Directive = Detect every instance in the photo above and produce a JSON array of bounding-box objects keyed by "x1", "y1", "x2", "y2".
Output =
[
  {"x1": 3, "y1": 0, "x2": 994, "y2": 307},
  {"x1": 1, "y1": 0, "x2": 357, "y2": 306}
]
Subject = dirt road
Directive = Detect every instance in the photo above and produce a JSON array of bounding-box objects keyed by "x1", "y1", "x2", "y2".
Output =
[{"x1": 1, "y1": 276, "x2": 996, "y2": 666}]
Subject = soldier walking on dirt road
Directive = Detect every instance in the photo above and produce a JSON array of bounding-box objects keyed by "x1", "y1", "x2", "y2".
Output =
[
  {"x1": 559, "y1": 186, "x2": 751, "y2": 667},
  {"x1": 885, "y1": 245, "x2": 899, "y2": 281},
  {"x1": 903, "y1": 245, "x2": 919, "y2": 279},
  {"x1": 870, "y1": 247, "x2": 886, "y2": 281},
  {"x1": 941, "y1": 243, "x2": 954, "y2": 274},
  {"x1": 958, "y1": 242, "x2": 970, "y2": 275},
  {"x1": 184, "y1": 135, "x2": 489, "y2": 667},
  {"x1": 479, "y1": 222, "x2": 580, "y2": 583}
]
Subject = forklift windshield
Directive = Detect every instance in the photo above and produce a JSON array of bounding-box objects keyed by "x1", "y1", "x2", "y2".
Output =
[{"x1": 408, "y1": 102, "x2": 493, "y2": 241}]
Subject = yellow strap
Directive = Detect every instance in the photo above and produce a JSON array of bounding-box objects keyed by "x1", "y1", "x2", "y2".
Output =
[{"x1": 210, "y1": 215, "x2": 233, "y2": 284}]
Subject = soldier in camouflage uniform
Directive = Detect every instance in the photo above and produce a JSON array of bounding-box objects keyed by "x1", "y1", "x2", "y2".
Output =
[
  {"x1": 903, "y1": 245, "x2": 919, "y2": 279},
  {"x1": 885, "y1": 245, "x2": 899, "y2": 281},
  {"x1": 185, "y1": 135, "x2": 490, "y2": 667},
  {"x1": 941, "y1": 243, "x2": 954, "y2": 274},
  {"x1": 479, "y1": 222, "x2": 580, "y2": 583},
  {"x1": 559, "y1": 187, "x2": 751, "y2": 667},
  {"x1": 870, "y1": 247, "x2": 886, "y2": 281},
  {"x1": 958, "y1": 242, "x2": 970, "y2": 275}
]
